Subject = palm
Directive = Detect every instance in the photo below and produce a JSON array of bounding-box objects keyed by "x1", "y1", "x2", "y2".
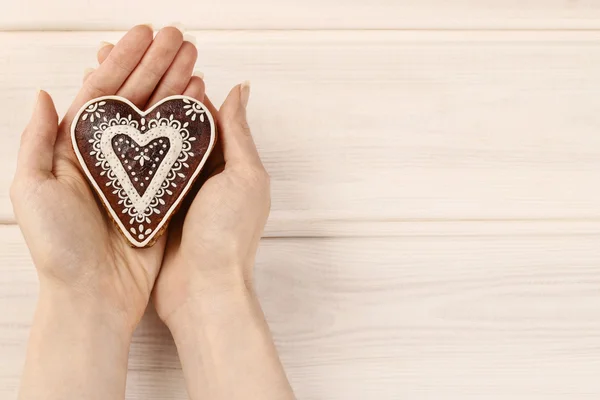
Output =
[
  {"x1": 156, "y1": 156, "x2": 271, "y2": 320},
  {"x1": 21, "y1": 144, "x2": 165, "y2": 316},
  {"x1": 152, "y1": 173, "x2": 229, "y2": 318},
  {"x1": 182, "y1": 170, "x2": 256, "y2": 257}
]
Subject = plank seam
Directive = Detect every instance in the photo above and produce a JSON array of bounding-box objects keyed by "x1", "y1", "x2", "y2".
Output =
[{"x1": 6, "y1": 28, "x2": 600, "y2": 33}]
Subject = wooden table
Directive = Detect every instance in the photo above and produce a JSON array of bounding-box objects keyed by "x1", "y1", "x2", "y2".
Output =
[{"x1": 1, "y1": 2, "x2": 600, "y2": 398}]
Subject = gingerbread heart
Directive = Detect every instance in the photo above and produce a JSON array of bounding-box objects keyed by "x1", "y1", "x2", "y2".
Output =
[{"x1": 71, "y1": 95, "x2": 216, "y2": 248}]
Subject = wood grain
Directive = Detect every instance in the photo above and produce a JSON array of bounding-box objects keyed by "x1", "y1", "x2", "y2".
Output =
[
  {"x1": 3, "y1": 0, "x2": 600, "y2": 30},
  {"x1": 2, "y1": 31, "x2": 600, "y2": 236},
  {"x1": 1, "y1": 0, "x2": 599, "y2": 396},
  {"x1": 1, "y1": 226, "x2": 600, "y2": 399}
]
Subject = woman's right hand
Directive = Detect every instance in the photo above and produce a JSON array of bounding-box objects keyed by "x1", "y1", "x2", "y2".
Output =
[
  {"x1": 152, "y1": 84, "x2": 294, "y2": 400},
  {"x1": 93, "y1": 33, "x2": 293, "y2": 400},
  {"x1": 152, "y1": 82, "x2": 272, "y2": 322}
]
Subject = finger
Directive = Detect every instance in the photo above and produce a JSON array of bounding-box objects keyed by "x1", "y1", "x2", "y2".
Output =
[
  {"x1": 117, "y1": 26, "x2": 184, "y2": 108},
  {"x1": 64, "y1": 25, "x2": 154, "y2": 126},
  {"x1": 17, "y1": 90, "x2": 59, "y2": 175},
  {"x1": 204, "y1": 94, "x2": 218, "y2": 117},
  {"x1": 147, "y1": 40, "x2": 198, "y2": 107},
  {"x1": 82, "y1": 42, "x2": 113, "y2": 83},
  {"x1": 97, "y1": 41, "x2": 113, "y2": 64},
  {"x1": 198, "y1": 90, "x2": 219, "y2": 122},
  {"x1": 182, "y1": 74, "x2": 205, "y2": 101},
  {"x1": 218, "y1": 82, "x2": 261, "y2": 165},
  {"x1": 82, "y1": 67, "x2": 95, "y2": 83}
]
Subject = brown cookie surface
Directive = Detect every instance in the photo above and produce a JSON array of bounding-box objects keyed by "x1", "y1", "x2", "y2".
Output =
[{"x1": 71, "y1": 95, "x2": 216, "y2": 247}]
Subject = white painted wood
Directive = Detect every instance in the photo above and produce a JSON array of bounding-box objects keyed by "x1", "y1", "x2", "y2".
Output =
[
  {"x1": 3, "y1": 0, "x2": 600, "y2": 30},
  {"x1": 1, "y1": 1, "x2": 599, "y2": 398},
  {"x1": 1, "y1": 226, "x2": 600, "y2": 399},
  {"x1": 2, "y1": 31, "x2": 600, "y2": 236}
]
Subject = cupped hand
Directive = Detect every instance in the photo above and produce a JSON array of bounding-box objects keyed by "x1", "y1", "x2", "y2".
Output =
[
  {"x1": 94, "y1": 31, "x2": 271, "y2": 323},
  {"x1": 152, "y1": 82, "x2": 271, "y2": 322},
  {"x1": 10, "y1": 25, "x2": 203, "y2": 332}
]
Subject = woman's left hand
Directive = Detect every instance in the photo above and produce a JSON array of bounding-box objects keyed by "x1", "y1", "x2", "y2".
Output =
[
  {"x1": 13, "y1": 25, "x2": 204, "y2": 400},
  {"x1": 12, "y1": 25, "x2": 203, "y2": 331}
]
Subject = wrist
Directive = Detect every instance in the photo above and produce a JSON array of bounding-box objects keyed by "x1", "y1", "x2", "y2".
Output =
[
  {"x1": 160, "y1": 270, "x2": 294, "y2": 400},
  {"x1": 37, "y1": 279, "x2": 136, "y2": 338},
  {"x1": 155, "y1": 250, "x2": 254, "y2": 321},
  {"x1": 163, "y1": 275, "x2": 255, "y2": 338},
  {"x1": 19, "y1": 282, "x2": 133, "y2": 400}
]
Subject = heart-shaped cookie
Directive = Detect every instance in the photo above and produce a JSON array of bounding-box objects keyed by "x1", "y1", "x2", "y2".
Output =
[{"x1": 71, "y1": 95, "x2": 216, "y2": 247}]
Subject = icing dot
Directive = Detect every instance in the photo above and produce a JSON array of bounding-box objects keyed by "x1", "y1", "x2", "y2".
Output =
[
  {"x1": 124, "y1": 160, "x2": 128, "y2": 164},
  {"x1": 152, "y1": 164, "x2": 156, "y2": 168},
  {"x1": 162, "y1": 144, "x2": 167, "y2": 148},
  {"x1": 159, "y1": 150, "x2": 164, "y2": 155},
  {"x1": 134, "y1": 177, "x2": 138, "y2": 181},
  {"x1": 155, "y1": 158, "x2": 159, "y2": 162},
  {"x1": 149, "y1": 145, "x2": 153, "y2": 149},
  {"x1": 159, "y1": 139, "x2": 163, "y2": 143},
  {"x1": 144, "y1": 148, "x2": 149, "y2": 153},
  {"x1": 140, "y1": 182, "x2": 144, "y2": 187},
  {"x1": 149, "y1": 171, "x2": 153, "y2": 175},
  {"x1": 145, "y1": 177, "x2": 149, "y2": 180},
  {"x1": 128, "y1": 166, "x2": 132, "y2": 170},
  {"x1": 135, "y1": 147, "x2": 139, "y2": 151},
  {"x1": 138, "y1": 234, "x2": 144, "y2": 239},
  {"x1": 119, "y1": 138, "x2": 123, "y2": 142}
]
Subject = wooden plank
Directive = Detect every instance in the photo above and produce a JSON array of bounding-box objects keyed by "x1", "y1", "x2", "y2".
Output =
[
  {"x1": 1, "y1": 225, "x2": 600, "y2": 399},
  {"x1": 3, "y1": 0, "x2": 600, "y2": 30},
  {"x1": 3, "y1": 31, "x2": 600, "y2": 237}
]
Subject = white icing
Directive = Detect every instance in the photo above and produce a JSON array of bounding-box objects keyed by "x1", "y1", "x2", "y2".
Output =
[
  {"x1": 88, "y1": 113, "x2": 195, "y2": 230},
  {"x1": 183, "y1": 98, "x2": 206, "y2": 122},
  {"x1": 71, "y1": 95, "x2": 216, "y2": 247},
  {"x1": 100, "y1": 125, "x2": 182, "y2": 214}
]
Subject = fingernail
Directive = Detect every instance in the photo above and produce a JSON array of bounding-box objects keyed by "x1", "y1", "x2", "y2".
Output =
[
  {"x1": 193, "y1": 70, "x2": 204, "y2": 79},
  {"x1": 166, "y1": 22, "x2": 185, "y2": 34},
  {"x1": 183, "y1": 33, "x2": 197, "y2": 45},
  {"x1": 140, "y1": 23, "x2": 154, "y2": 31},
  {"x1": 98, "y1": 41, "x2": 112, "y2": 51},
  {"x1": 240, "y1": 81, "x2": 251, "y2": 108},
  {"x1": 33, "y1": 89, "x2": 42, "y2": 112}
]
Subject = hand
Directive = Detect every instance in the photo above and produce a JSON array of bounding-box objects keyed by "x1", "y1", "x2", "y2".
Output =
[
  {"x1": 94, "y1": 37, "x2": 291, "y2": 400},
  {"x1": 94, "y1": 28, "x2": 293, "y2": 400},
  {"x1": 81, "y1": 24, "x2": 270, "y2": 325},
  {"x1": 151, "y1": 81, "x2": 271, "y2": 322},
  {"x1": 151, "y1": 80, "x2": 292, "y2": 400},
  {"x1": 11, "y1": 25, "x2": 202, "y2": 332},
  {"x1": 92, "y1": 39, "x2": 292, "y2": 400}
]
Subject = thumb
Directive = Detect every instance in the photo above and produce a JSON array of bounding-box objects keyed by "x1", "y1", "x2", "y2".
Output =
[
  {"x1": 17, "y1": 90, "x2": 59, "y2": 175},
  {"x1": 218, "y1": 82, "x2": 261, "y2": 165}
]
